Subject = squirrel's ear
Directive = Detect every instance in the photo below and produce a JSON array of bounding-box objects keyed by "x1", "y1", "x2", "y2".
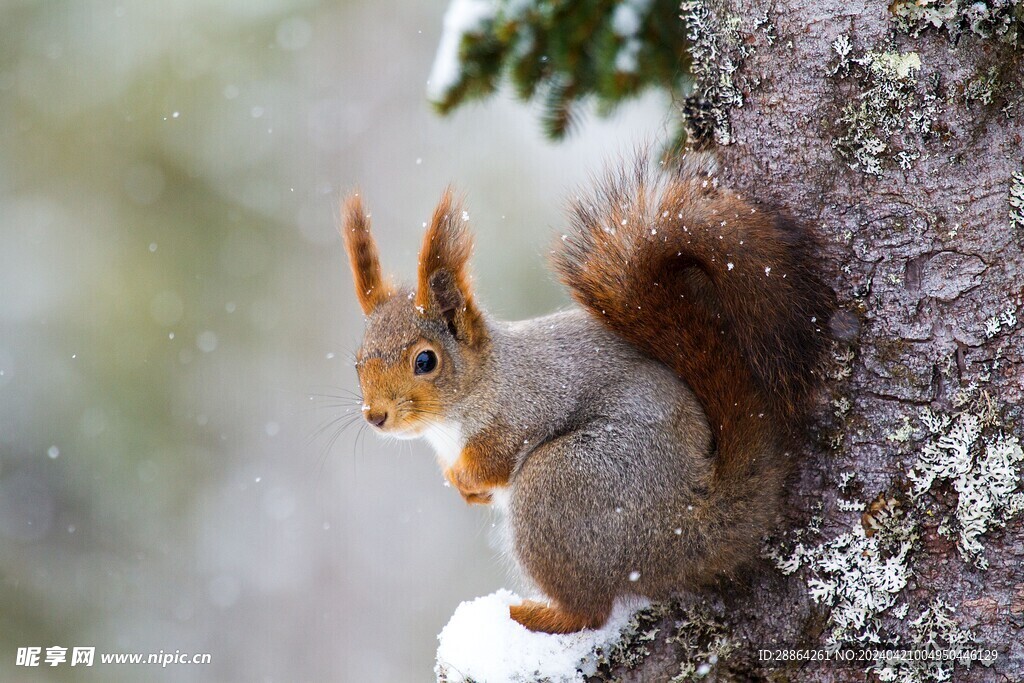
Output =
[
  {"x1": 416, "y1": 188, "x2": 487, "y2": 347},
  {"x1": 340, "y1": 193, "x2": 394, "y2": 315}
]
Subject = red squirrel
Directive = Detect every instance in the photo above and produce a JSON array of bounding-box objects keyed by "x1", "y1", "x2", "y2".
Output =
[{"x1": 339, "y1": 154, "x2": 833, "y2": 634}]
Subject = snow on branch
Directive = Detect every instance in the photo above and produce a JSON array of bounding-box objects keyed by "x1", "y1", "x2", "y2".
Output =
[{"x1": 434, "y1": 590, "x2": 648, "y2": 683}]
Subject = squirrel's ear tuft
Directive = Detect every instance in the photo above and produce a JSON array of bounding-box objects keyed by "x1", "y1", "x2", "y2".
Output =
[
  {"x1": 340, "y1": 193, "x2": 394, "y2": 315},
  {"x1": 416, "y1": 188, "x2": 487, "y2": 347}
]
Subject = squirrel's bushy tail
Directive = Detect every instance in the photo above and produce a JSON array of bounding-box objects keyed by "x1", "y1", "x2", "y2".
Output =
[{"x1": 553, "y1": 153, "x2": 833, "y2": 492}]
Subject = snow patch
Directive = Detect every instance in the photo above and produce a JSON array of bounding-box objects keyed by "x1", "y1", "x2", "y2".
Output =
[
  {"x1": 428, "y1": 0, "x2": 498, "y2": 102},
  {"x1": 614, "y1": 38, "x2": 642, "y2": 73},
  {"x1": 435, "y1": 590, "x2": 647, "y2": 682},
  {"x1": 611, "y1": 0, "x2": 653, "y2": 37}
]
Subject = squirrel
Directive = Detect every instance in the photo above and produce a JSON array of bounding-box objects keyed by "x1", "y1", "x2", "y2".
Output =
[{"x1": 339, "y1": 153, "x2": 834, "y2": 634}]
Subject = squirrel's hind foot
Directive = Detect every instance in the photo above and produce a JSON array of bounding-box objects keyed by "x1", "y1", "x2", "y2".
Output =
[{"x1": 509, "y1": 599, "x2": 609, "y2": 634}]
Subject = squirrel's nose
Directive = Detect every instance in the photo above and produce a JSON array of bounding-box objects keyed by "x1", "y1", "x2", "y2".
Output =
[{"x1": 366, "y1": 410, "x2": 388, "y2": 428}]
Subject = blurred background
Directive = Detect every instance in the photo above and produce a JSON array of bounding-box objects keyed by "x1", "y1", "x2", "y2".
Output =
[{"x1": 0, "y1": 0, "x2": 669, "y2": 680}]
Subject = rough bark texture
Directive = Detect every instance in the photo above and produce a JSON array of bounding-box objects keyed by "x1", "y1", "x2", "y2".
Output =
[{"x1": 597, "y1": 1, "x2": 1024, "y2": 681}]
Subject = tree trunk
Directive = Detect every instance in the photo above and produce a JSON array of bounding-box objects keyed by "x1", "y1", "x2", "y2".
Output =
[{"x1": 598, "y1": 1, "x2": 1024, "y2": 681}]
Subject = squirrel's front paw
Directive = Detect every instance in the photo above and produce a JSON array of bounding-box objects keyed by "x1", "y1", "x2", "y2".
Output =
[{"x1": 444, "y1": 464, "x2": 493, "y2": 505}]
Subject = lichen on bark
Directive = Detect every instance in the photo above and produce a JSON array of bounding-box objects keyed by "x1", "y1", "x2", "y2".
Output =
[{"x1": 600, "y1": 0, "x2": 1024, "y2": 679}]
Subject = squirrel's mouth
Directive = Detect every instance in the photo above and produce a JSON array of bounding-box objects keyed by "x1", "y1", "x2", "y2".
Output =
[
  {"x1": 387, "y1": 425, "x2": 424, "y2": 441},
  {"x1": 373, "y1": 412, "x2": 432, "y2": 440},
  {"x1": 361, "y1": 398, "x2": 439, "y2": 440}
]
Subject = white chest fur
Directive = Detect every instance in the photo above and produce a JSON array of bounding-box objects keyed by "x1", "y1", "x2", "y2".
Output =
[
  {"x1": 421, "y1": 421, "x2": 465, "y2": 468},
  {"x1": 489, "y1": 487, "x2": 511, "y2": 513},
  {"x1": 421, "y1": 422, "x2": 522, "y2": 581}
]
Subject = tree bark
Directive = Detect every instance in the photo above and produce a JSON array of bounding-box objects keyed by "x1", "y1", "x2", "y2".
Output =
[{"x1": 598, "y1": 1, "x2": 1024, "y2": 681}]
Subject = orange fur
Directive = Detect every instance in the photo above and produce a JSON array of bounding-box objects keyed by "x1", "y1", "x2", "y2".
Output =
[
  {"x1": 415, "y1": 189, "x2": 487, "y2": 348},
  {"x1": 444, "y1": 426, "x2": 516, "y2": 504},
  {"x1": 340, "y1": 193, "x2": 394, "y2": 314},
  {"x1": 509, "y1": 600, "x2": 609, "y2": 634},
  {"x1": 444, "y1": 464, "x2": 493, "y2": 504},
  {"x1": 356, "y1": 344, "x2": 446, "y2": 437}
]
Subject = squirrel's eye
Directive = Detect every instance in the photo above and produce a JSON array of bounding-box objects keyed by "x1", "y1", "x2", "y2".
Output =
[{"x1": 414, "y1": 350, "x2": 438, "y2": 375}]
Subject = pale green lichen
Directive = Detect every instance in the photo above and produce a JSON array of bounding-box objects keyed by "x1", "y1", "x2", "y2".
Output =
[
  {"x1": 909, "y1": 324, "x2": 1024, "y2": 568},
  {"x1": 750, "y1": 10, "x2": 776, "y2": 47},
  {"x1": 830, "y1": 43, "x2": 939, "y2": 176},
  {"x1": 963, "y1": 66, "x2": 1000, "y2": 105},
  {"x1": 592, "y1": 601, "x2": 671, "y2": 674},
  {"x1": 665, "y1": 606, "x2": 738, "y2": 682},
  {"x1": 828, "y1": 34, "x2": 854, "y2": 76},
  {"x1": 833, "y1": 395, "x2": 852, "y2": 419},
  {"x1": 869, "y1": 51, "x2": 923, "y2": 79},
  {"x1": 767, "y1": 299, "x2": 1019, "y2": 680},
  {"x1": 1011, "y1": 165, "x2": 1024, "y2": 230},
  {"x1": 890, "y1": 0, "x2": 1024, "y2": 46},
  {"x1": 768, "y1": 503, "x2": 984, "y2": 682},
  {"x1": 873, "y1": 601, "x2": 982, "y2": 682},
  {"x1": 836, "y1": 497, "x2": 866, "y2": 512},
  {"x1": 830, "y1": 347, "x2": 856, "y2": 382},
  {"x1": 591, "y1": 601, "x2": 737, "y2": 681},
  {"x1": 909, "y1": 408, "x2": 1024, "y2": 569},
  {"x1": 680, "y1": 1, "x2": 745, "y2": 145},
  {"x1": 984, "y1": 305, "x2": 1019, "y2": 338},
  {"x1": 888, "y1": 415, "x2": 915, "y2": 443},
  {"x1": 769, "y1": 501, "x2": 918, "y2": 645}
]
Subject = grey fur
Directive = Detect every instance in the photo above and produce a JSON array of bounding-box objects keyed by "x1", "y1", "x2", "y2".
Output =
[{"x1": 446, "y1": 308, "x2": 713, "y2": 615}]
